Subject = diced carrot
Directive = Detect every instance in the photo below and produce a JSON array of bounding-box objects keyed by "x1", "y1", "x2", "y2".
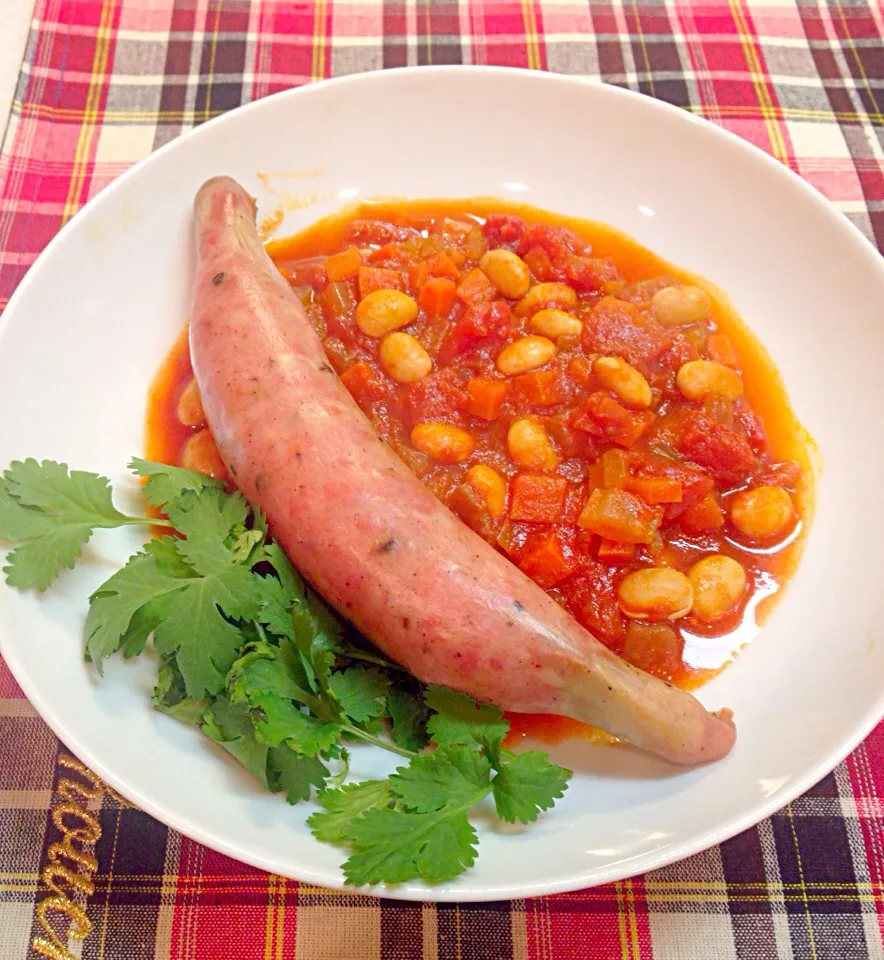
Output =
[
  {"x1": 601, "y1": 449, "x2": 630, "y2": 488},
  {"x1": 576, "y1": 392, "x2": 655, "y2": 448},
  {"x1": 427, "y1": 250, "x2": 461, "y2": 280},
  {"x1": 597, "y1": 539, "x2": 635, "y2": 564},
  {"x1": 509, "y1": 474, "x2": 568, "y2": 524},
  {"x1": 456, "y1": 267, "x2": 496, "y2": 305},
  {"x1": 324, "y1": 246, "x2": 362, "y2": 282},
  {"x1": 358, "y1": 266, "x2": 404, "y2": 299},
  {"x1": 340, "y1": 361, "x2": 385, "y2": 406},
  {"x1": 465, "y1": 377, "x2": 509, "y2": 421},
  {"x1": 409, "y1": 261, "x2": 430, "y2": 292},
  {"x1": 519, "y1": 533, "x2": 576, "y2": 588},
  {"x1": 419, "y1": 277, "x2": 457, "y2": 317},
  {"x1": 367, "y1": 242, "x2": 405, "y2": 263},
  {"x1": 510, "y1": 370, "x2": 566, "y2": 407},
  {"x1": 576, "y1": 487, "x2": 659, "y2": 544},
  {"x1": 707, "y1": 333, "x2": 738, "y2": 368},
  {"x1": 624, "y1": 476, "x2": 684, "y2": 505},
  {"x1": 679, "y1": 493, "x2": 724, "y2": 534}
]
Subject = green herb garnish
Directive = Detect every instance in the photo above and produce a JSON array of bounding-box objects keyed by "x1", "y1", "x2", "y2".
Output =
[{"x1": 0, "y1": 458, "x2": 571, "y2": 886}]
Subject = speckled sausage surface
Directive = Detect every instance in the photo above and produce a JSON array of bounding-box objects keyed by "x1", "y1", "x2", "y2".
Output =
[{"x1": 189, "y1": 176, "x2": 736, "y2": 766}]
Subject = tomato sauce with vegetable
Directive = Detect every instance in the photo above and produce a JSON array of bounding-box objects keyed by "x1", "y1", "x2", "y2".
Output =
[{"x1": 146, "y1": 199, "x2": 813, "y2": 742}]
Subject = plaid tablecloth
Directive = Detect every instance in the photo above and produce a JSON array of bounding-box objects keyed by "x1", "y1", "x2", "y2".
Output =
[{"x1": 2, "y1": 2, "x2": 884, "y2": 958}]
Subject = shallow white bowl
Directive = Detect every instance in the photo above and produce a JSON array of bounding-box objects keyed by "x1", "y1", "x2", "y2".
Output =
[{"x1": 1, "y1": 67, "x2": 883, "y2": 902}]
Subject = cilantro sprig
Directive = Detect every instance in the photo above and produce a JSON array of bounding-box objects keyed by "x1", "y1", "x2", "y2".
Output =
[{"x1": 0, "y1": 457, "x2": 571, "y2": 886}]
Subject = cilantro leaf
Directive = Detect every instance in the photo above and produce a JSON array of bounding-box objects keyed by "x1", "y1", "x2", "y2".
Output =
[
  {"x1": 390, "y1": 749, "x2": 491, "y2": 813},
  {"x1": 201, "y1": 695, "x2": 270, "y2": 789},
  {"x1": 3, "y1": 527, "x2": 98, "y2": 592},
  {"x1": 387, "y1": 688, "x2": 429, "y2": 752},
  {"x1": 227, "y1": 644, "x2": 314, "y2": 708},
  {"x1": 425, "y1": 686, "x2": 509, "y2": 751},
  {"x1": 267, "y1": 746, "x2": 328, "y2": 804},
  {"x1": 150, "y1": 566, "x2": 259, "y2": 699},
  {"x1": 84, "y1": 551, "x2": 186, "y2": 665},
  {"x1": 255, "y1": 573, "x2": 298, "y2": 640},
  {"x1": 308, "y1": 780, "x2": 394, "y2": 843},
  {"x1": 129, "y1": 457, "x2": 223, "y2": 509},
  {"x1": 343, "y1": 806, "x2": 481, "y2": 886},
  {"x1": 230, "y1": 526, "x2": 265, "y2": 565},
  {"x1": 0, "y1": 481, "x2": 66, "y2": 540},
  {"x1": 492, "y1": 751, "x2": 571, "y2": 824},
  {"x1": 86, "y1": 533, "x2": 262, "y2": 699},
  {"x1": 329, "y1": 667, "x2": 390, "y2": 723},
  {"x1": 152, "y1": 662, "x2": 208, "y2": 725},
  {"x1": 0, "y1": 460, "x2": 136, "y2": 590},
  {"x1": 264, "y1": 540, "x2": 298, "y2": 597},
  {"x1": 249, "y1": 692, "x2": 343, "y2": 756},
  {"x1": 3, "y1": 459, "x2": 129, "y2": 525},
  {"x1": 165, "y1": 488, "x2": 250, "y2": 575},
  {"x1": 1, "y1": 451, "x2": 575, "y2": 887},
  {"x1": 291, "y1": 592, "x2": 340, "y2": 696}
]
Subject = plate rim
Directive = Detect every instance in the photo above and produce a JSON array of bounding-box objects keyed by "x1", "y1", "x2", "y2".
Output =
[{"x1": 2, "y1": 65, "x2": 884, "y2": 901}]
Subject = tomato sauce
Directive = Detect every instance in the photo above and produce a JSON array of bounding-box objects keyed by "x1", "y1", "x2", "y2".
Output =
[{"x1": 145, "y1": 199, "x2": 814, "y2": 745}]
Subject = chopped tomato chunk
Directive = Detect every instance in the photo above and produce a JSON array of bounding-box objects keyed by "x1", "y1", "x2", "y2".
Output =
[
  {"x1": 575, "y1": 392, "x2": 654, "y2": 448},
  {"x1": 510, "y1": 474, "x2": 568, "y2": 524},
  {"x1": 583, "y1": 296, "x2": 672, "y2": 368},
  {"x1": 522, "y1": 245, "x2": 559, "y2": 282},
  {"x1": 755, "y1": 460, "x2": 802, "y2": 490},
  {"x1": 406, "y1": 369, "x2": 467, "y2": 426},
  {"x1": 566, "y1": 256, "x2": 623, "y2": 294},
  {"x1": 677, "y1": 412, "x2": 756, "y2": 485},
  {"x1": 572, "y1": 562, "x2": 627, "y2": 649},
  {"x1": 482, "y1": 213, "x2": 526, "y2": 251},
  {"x1": 437, "y1": 300, "x2": 511, "y2": 364}
]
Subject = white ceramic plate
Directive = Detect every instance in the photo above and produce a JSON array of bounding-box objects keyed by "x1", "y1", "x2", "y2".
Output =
[{"x1": 1, "y1": 67, "x2": 883, "y2": 902}]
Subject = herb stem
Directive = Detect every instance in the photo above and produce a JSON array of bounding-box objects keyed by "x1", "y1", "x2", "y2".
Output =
[
  {"x1": 123, "y1": 516, "x2": 176, "y2": 529},
  {"x1": 343, "y1": 725, "x2": 417, "y2": 759},
  {"x1": 338, "y1": 645, "x2": 408, "y2": 673}
]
